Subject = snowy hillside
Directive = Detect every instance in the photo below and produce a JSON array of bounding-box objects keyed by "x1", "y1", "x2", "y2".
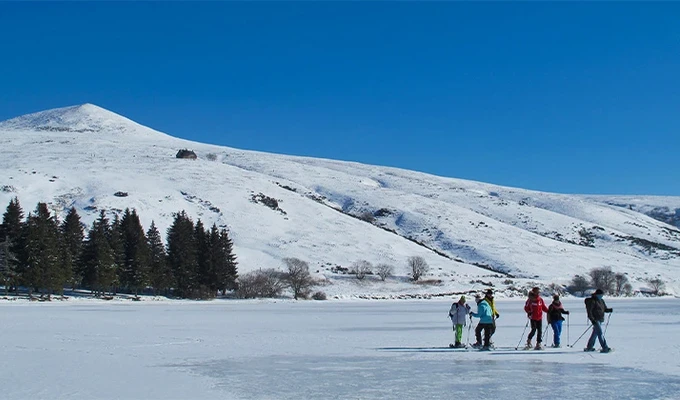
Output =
[{"x1": 2, "y1": 104, "x2": 680, "y2": 297}]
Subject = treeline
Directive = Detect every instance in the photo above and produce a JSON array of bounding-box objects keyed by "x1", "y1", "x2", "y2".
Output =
[{"x1": 0, "y1": 198, "x2": 237, "y2": 299}]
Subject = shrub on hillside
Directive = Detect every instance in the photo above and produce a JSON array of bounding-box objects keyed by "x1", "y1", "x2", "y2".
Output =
[{"x1": 236, "y1": 269, "x2": 285, "y2": 299}]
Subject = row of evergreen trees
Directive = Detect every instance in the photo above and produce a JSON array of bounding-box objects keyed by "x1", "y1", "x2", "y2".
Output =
[{"x1": 0, "y1": 198, "x2": 237, "y2": 299}]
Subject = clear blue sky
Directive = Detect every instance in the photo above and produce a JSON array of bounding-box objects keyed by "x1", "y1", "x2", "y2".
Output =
[{"x1": 1, "y1": 2, "x2": 679, "y2": 195}]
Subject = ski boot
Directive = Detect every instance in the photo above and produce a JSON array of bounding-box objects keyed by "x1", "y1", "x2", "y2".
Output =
[
  {"x1": 454, "y1": 342, "x2": 465, "y2": 348},
  {"x1": 584, "y1": 347, "x2": 596, "y2": 352},
  {"x1": 534, "y1": 343, "x2": 543, "y2": 350},
  {"x1": 600, "y1": 347, "x2": 612, "y2": 353},
  {"x1": 471, "y1": 342, "x2": 482, "y2": 349},
  {"x1": 524, "y1": 340, "x2": 533, "y2": 350}
]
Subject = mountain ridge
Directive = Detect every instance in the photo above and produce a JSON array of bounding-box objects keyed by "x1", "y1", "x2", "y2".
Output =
[{"x1": 2, "y1": 104, "x2": 680, "y2": 297}]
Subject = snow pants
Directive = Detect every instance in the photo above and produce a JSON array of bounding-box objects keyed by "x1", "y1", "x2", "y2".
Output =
[
  {"x1": 550, "y1": 320, "x2": 563, "y2": 346},
  {"x1": 587, "y1": 320, "x2": 608, "y2": 350},
  {"x1": 528, "y1": 319, "x2": 543, "y2": 343},
  {"x1": 453, "y1": 324, "x2": 464, "y2": 343}
]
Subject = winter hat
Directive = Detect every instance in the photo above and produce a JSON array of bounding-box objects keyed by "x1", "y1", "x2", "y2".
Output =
[
  {"x1": 485, "y1": 289, "x2": 494, "y2": 297},
  {"x1": 594, "y1": 289, "x2": 604, "y2": 295},
  {"x1": 459, "y1": 295, "x2": 466, "y2": 303},
  {"x1": 553, "y1": 294, "x2": 560, "y2": 301},
  {"x1": 474, "y1": 293, "x2": 483, "y2": 301}
]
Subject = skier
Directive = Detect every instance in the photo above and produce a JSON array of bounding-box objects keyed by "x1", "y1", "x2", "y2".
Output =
[
  {"x1": 448, "y1": 295, "x2": 471, "y2": 348},
  {"x1": 484, "y1": 289, "x2": 501, "y2": 334},
  {"x1": 470, "y1": 293, "x2": 494, "y2": 350},
  {"x1": 547, "y1": 294, "x2": 570, "y2": 347},
  {"x1": 524, "y1": 287, "x2": 549, "y2": 350},
  {"x1": 584, "y1": 288, "x2": 613, "y2": 353}
]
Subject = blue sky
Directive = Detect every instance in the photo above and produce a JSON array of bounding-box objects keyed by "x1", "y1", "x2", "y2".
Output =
[{"x1": 1, "y1": 2, "x2": 679, "y2": 195}]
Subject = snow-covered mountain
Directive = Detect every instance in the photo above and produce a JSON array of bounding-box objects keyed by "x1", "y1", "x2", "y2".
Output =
[{"x1": 2, "y1": 104, "x2": 680, "y2": 297}]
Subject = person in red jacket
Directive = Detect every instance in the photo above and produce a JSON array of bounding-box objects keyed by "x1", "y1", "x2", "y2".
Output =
[{"x1": 524, "y1": 287, "x2": 549, "y2": 350}]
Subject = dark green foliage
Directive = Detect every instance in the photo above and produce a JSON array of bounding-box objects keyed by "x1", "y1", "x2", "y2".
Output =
[
  {"x1": 60, "y1": 207, "x2": 84, "y2": 290},
  {"x1": 23, "y1": 203, "x2": 61, "y2": 296},
  {"x1": 109, "y1": 214, "x2": 124, "y2": 291},
  {"x1": 0, "y1": 238, "x2": 18, "y2": 295},
  {"x1": 208, "y1": 224, "x2": 238, "y2": 295},
  {"x1": 119, "y1": 209, "x2": 150, "y2": 295},
  {"x1": 81, "y1": 211, "x2": 116, "y2": 295},
  {"x1": 147, "y1": 221, "x2": 172, "y2": 295},
  {"x1": 166, "y1": 211, "x2": 198, "y2": 298},
  {"x1": 194, "y1": 219, "x2": 210, "y2": 291}
]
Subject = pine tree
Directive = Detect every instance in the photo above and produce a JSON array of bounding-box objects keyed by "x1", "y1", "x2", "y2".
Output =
[
  {"x1": 1, "y1": 197, "x2": 25, "y2": 292},
  {"x1": 23, "y1": 203, "x2": 61, "y2": 298},
  {"x1": 211, "y1": 225, "x2": 238, "y2": 295},
  {"x1": 166, "y1": 211, "x2": 198, "y2": 298},
  {"x1": 147, "y1": 221, "x2": 171, "y2": 295},
  {"x1": 109, "y1": 213, "x2": 124, "y2": 293},
  {"x1": 194, "y1": 219, "x2": 211, "y2": 294},
  {"x1": 81, "y1": 211, "x2": 115, "y2": 296},
  {"x1": 120, "y1": 208, "x2": 150, "y2": 296},
  {"x1": 0, "y1": 238, "x2": 18, "y2": 296},
  {"x1": 60, "y1": 207, "x2": 84, "y2": 291}
]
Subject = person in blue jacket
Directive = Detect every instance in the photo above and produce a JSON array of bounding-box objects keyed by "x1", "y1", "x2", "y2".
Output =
[{"x1": 470, "y1": 293, "x2": 495, "y2": 350}]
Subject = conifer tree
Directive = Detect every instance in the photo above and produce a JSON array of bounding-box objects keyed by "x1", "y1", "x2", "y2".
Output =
[
  {"x1": 210, "y1": 225, "x2": 238, "y2": 295},
  {"x1": 23, "y1": 203, "x2": 61, "y2": 297},
  {"x1": 109, "y1": 214, "x2": 124, "y2": 293},
  {"x1": 60, "y1": 207, "x2": 84, "y2": 291},
  {"x1": 0, "y1": 238, "x2": 18, "y2": 296},
  {"x1": 194, "y1": 219, "x2": 210, "y2": 293},
  {"x1": 1, "y1": 198, "x2": 24, "y2": 294},
  {"x1": 166, "y1": 211, "x2": 198, "y2": 298},
  {"x1": 147, "y1": 221, "x2": 171, "y2": 295},
  {"x1": 119, "y1": 208, "x2": 150, "y2": 295},
  {"x1": 81, "y1": 211, "x2": 115, "y2": 296}
]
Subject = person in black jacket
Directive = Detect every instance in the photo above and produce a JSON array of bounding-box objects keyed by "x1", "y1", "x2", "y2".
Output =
[
  {"x1": 547, "y1": 294, "x2": 569, "y2": 347},
  {"x1": 584, "y1": 289, "x2": 613, "y2": 352}
]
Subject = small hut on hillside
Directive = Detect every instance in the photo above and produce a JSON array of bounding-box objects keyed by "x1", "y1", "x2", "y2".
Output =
[{"x1": 176, "y1": 149, "x2": 197, "y2": 159}]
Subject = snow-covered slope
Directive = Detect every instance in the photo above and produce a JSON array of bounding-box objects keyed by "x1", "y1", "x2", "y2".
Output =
[{"x1": 2, "y1": 104, "x2": 680, "y2": 296}]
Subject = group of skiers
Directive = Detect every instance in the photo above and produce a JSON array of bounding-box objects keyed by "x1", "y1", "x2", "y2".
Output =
[{"x1": 449, "y1": 287, "x2": 613, "y2": 352}]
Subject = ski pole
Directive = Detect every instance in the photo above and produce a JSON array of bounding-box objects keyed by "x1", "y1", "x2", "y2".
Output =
[
  {"x1": 567, "y1": 323, "x2": 592, "y2": 348},
  {"x1": 567, "y1": 314, "x2": 570, "y2": 346},
  {"x1": 515, "y1": 319, "x2": 530, "y2": 350},
  {"x1": 542, "y1": 321, "x2": 550, "y2": 345},
  {"x1": 604, "y1": 312, "x2": 611, "y2": 337},
  {"x1": 467, "y1": 315, "x2": 473, "y2": 346}
]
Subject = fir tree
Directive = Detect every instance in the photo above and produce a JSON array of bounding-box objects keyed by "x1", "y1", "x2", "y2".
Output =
[
  {"x1": 166, "y1": 211, "x2": 198, "y2": 298},
  {"x1": 23, "y1": 203, "x2": 61, "y2": 297},
  {"x1": 60, "y1": 207, "x2": 84, "y2": 291},
  {"x1": 194, "y1": 219, "x2": 210, "y2": 293},
  {"x1": 210, "y1": 225, "x2": 238, "y2": 295},
  {"x1": 0, "y1": 238, "x2": 18, "y2": 296},
  {"x1": 0, "y1": 197, "x2": 26, "y2": 292},
  {"x1": 147, "y1": 221, "x2": 171, "y2": 295},
  {"x1": 109, "y1": 214, "x2": 124, "y2": 293},
  {"x1": 81, "y1": 211, "x2": 115, "y2": 296},
  {"x1": 119, "y1": 208, "x2": 150, "y2": 296}
]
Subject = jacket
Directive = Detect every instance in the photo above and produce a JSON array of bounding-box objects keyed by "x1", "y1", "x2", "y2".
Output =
[
  {"x1": 485, "y1": 296, "x2": 500, "y2": 319},
  {"x1": 449, "y1": 302, "x2": 471, "y2": 326},
  {"x1": 547, "y1": 301, "x2": 568, "y2": 323},
  {"x1": 471, "y1": 299, "x2": 494, "y2": 324},
  {"x1": 585, "y1": 295, "x2": 612, "y2": 322},
  {"x1": 524, "y1": 295, "x2": 549, "y2": 321}
]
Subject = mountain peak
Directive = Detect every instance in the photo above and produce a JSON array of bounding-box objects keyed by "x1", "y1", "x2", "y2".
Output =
[{"x1": 0, "y1": 103, "x2": 146, "y2": 134}]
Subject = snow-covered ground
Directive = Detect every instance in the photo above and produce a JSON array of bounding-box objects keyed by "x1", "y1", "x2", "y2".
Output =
[
  {"x1": 2, "y1": 104, "x2": 680, "y2": 297},
  {"x1": 1, "y1": 298, "x2": 679, "y2": 399}
]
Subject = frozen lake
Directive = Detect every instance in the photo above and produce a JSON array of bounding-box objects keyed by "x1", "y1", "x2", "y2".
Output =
[{"x1": 1, "y1": 298, "x2": 679, "y2": 399}]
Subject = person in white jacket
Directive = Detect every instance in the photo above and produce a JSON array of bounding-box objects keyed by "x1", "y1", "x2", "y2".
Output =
[{"x1": 449, "y1": 295, "x2": 471, "y2": 348}]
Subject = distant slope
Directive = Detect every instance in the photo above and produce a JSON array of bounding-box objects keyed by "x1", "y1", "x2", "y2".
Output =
[{"x1": 1, "y1": 104, "x2": 679, "y2": 297}]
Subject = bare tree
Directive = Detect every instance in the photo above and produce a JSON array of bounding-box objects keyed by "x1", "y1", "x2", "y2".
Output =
[
  {"x1": 283, "y1": 257, "x2": 315, "y2": 300},
  {"x1": 568, "y1": 275, "x2": 590, "y2": 296},
  {"x1": 589, "y1": 267, "x2": 616, "y2": 294},
  {"x1": 351, "y1": 260, "x2": 372, "y2": 280},
  {"x1": 614, "y1": 273, "x2": 631, "y2": 296},
  {"x1": 647, "y1": 277, "x2": 665, "y2": 295},
  {"x1": 375, "y1": 263, "x2": 394, "y2": 281},
  {"x1": 407, "y1": 256, "x2": 429, "y2": 282},
  {"x1": 236, "y1": 269, "x2": 285, "y2": 299}
]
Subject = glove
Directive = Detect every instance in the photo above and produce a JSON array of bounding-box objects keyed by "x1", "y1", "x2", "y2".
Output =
[
  {"x1": 565, "y1": 311, "x2": 570, "y2": 315},
  {"x1": 527, "y1": 314, "x2": 532, "y2": 319},
  {"x1": 606, "y1": 308, "x2": 613, "y2": 313},
  {"x1": 448, "y1": 313, "x2": 453, "y2": 318},
  {"x1": 495, "y1": 313, "x2": 500, "y2": 319}
]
